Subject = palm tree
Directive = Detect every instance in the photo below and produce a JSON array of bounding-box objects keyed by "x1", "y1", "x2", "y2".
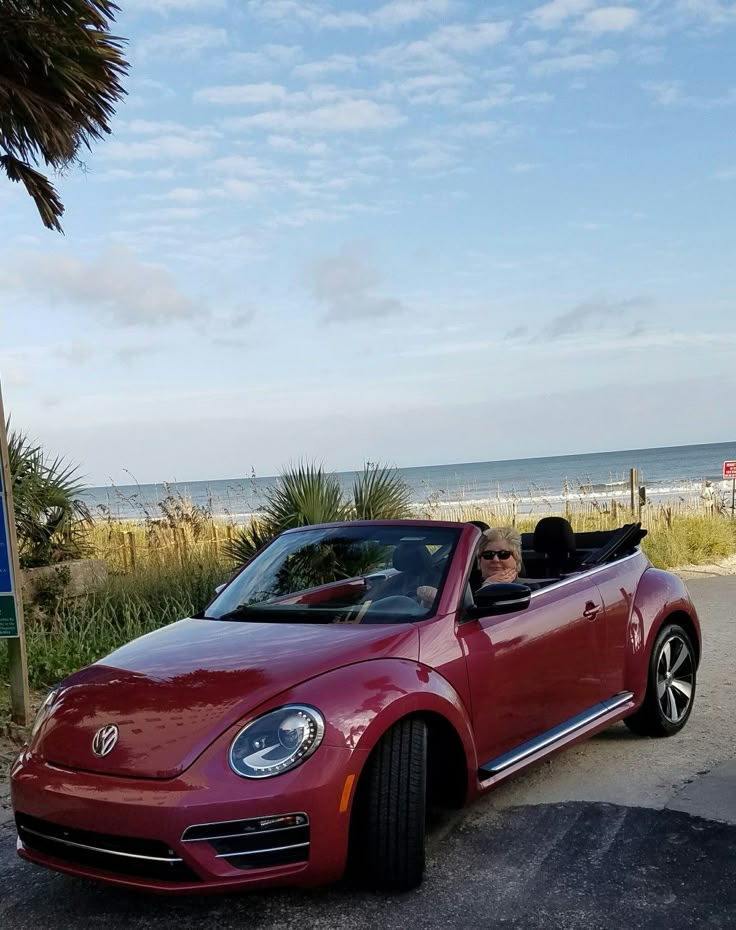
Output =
[
  {"x1": 0, "y1": 0, "x2": 128, "y2": 232},
  {"x1": 224, "y1": 463, "x2": 413, "y2": 566},
  {"x1": 7, "y1": 424, "x2": 93, "y2": 567}
]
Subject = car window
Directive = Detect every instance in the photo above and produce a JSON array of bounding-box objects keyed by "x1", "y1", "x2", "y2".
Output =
[{"x1": 207, "y1": 525, "x2": 460, "y2": 625}]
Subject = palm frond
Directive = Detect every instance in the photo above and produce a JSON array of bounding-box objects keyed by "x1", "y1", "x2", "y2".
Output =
[
  {"x1": 0, "y1": 0, "x2": 129, "y2": 230},
  {"x1": 6, "y1": 420, "x2": 91, "y2": 566},
  {"x1": 223, "y1": 518, "x2": 275, "y2": 567},
  {"x1": 351, "y1": 463, "x2": 413, "y2": 520},
  {"x1": 262, "y1": 463, "x2": 349, "y2": 530}
]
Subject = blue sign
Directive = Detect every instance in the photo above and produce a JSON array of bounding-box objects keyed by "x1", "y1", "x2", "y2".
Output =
[
  {"x1": 0, "y1": 495, "x2": 11, "y2": 594},
  {"x1": 0, "y1": 463, "x2": 20, "y2": 637}
]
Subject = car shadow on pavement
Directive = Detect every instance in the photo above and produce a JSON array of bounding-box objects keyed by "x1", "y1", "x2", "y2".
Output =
[{"x1": 2, "y1": 801, "x2": 735, "y2": 930}]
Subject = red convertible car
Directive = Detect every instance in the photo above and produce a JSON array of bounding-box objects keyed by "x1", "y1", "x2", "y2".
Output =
[{"x1": 11, "y1": 517, "x2": 700, "y2": 893}]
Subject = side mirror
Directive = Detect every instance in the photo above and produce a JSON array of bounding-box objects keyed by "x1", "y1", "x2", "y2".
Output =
[{"x1": 466, "y1": 582, "x2": 532, "y2": 618}]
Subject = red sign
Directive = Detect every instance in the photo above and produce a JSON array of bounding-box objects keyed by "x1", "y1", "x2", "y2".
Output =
[{"x1": 724, "y1": 461, "x2": 736, "y2": 479}]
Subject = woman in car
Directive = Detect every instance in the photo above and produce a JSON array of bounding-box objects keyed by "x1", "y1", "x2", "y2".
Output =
[
  {"x1": 417, "y1": 526, "x2": 524, "y2": 607},
  {"x1": 477, "y1": 526, "x2": 522, "y2": 586}
]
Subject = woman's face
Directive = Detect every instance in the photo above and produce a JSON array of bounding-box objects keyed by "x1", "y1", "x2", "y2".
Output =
[{"x1": 479, "y1": 540, "x2": 519, "y2": 582}]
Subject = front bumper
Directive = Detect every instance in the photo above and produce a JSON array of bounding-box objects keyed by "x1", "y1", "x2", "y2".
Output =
[{"x1": 10, "y1": 743, "x2": 365, "y2": 894}]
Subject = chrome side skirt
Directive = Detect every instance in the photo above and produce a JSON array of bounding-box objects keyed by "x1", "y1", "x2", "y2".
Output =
[{"x1": 478, "y1": 691, "x2": 634, "y2": 781}]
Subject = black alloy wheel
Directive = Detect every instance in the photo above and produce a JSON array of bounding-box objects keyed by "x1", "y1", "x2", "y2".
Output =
[{"x1": 625, "y1": 622, "x2": 697, "y2": 737}]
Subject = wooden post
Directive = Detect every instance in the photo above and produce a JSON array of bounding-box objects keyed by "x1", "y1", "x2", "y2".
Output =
[
  {"x1": 125, "y1": 531, "x2": 137, "y2": 572},
  {"x1": 0, "y1": 379, "x2": 31, "y2": 725},
  {"x1": 120, "y1": 528, "x2": 129, "y2": 574},
  {"x1": 629, "y1": 468, "x2": 638, "y2": 516},
  {"x1": 212, "y1": 524, "x2": 220, "y2": 555}
]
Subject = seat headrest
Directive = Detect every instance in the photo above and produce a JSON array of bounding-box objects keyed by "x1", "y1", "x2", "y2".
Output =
[
  {"x1": 533, "y1": 517, "x2": 576, "y2": 556},
  {"x1": 392, "y1": 542, "x2": 432, "y2": 575}
]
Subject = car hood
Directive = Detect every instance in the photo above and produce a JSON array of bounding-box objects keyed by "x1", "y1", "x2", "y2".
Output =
[{"x1": 38, "y1": 617, "x2": 419, "y2": 779}]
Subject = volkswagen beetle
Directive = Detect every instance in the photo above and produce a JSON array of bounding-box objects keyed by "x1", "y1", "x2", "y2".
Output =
[{"x1": 11, "y1": 518, "x2": 700, "y2": 893}]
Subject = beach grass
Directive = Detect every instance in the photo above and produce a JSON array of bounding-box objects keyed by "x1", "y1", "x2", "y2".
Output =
[{"x1": 1, "y1": 499, "x2": 734, "y2": 696}]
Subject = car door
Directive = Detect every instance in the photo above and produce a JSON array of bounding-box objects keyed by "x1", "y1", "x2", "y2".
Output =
[{"x1": 457, "y1": 574, "x2": 605, "y2": 767}]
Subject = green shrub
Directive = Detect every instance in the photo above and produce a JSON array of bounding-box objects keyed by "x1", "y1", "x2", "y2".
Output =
[{"x1": 0, "y1": 556, "x2": 227, "y2": 690}]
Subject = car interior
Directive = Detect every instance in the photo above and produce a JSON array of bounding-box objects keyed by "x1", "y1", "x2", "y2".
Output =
[{"x1": 516, "y1": 517, "x2": 647, "y2": 586}]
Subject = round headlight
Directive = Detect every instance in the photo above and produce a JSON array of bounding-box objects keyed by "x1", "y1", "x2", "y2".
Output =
[{"x1": 229, "y1": 705, "x2": 325, "y2": 779}]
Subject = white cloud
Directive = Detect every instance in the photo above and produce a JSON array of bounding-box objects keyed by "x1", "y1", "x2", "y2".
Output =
[
  {"x1": 102, "y1": 134, "x2": 213, "y2": 161},
  {"x1": 118, "y1": 119, "x2": 220, "y2": 141},
  {"x1": 429, "y1": 20, "x2": 511, "y2": 52},
  {"x1": 267, "y1": 135, "x2": 330, "y2": 154},
  {"x1": 713, "y1": 165, "x2": 736, "y2": 179},
  {"x1": 125, "y1": 0, "x2": 226, "y2": 11},
  {"x1": 399, "y1": 75, "x2": 470, "y2": 105},
  {"x1": 137, "y1": 25, "x2": 228, "y2": 58},
  {"x1": 9, "y1": 249, "x2": 208, "y2": 327},
  {"x1": 221, "y1": 179, "x2": 261, "y2": 200},
  {"x1": 229, "y1": 45, "x2": 302, "y2": 72},
  {"x1": 375, "y1": 0, "x2": 453, "y2": 28},
  {"x1": 531, "y1": 50, "x2": 618, "y2": 75},
  {"x1": 96, "y1": 167, "x2": 179, "y2": 182},
  {"x1": 642, "y1": 80, "x2": 736, "y2": 107},
  {"x1": 464, "y1": 83, "x2": 554, "y2": 110},
  {"x1": 292, "y1": 55, "x2": 358, "y2": 79},
  {"x1": 322, "y1": 0, "x2": 452, "y2": 29},
  {"x1": 527, "y1": 0, "x2": 594, "y2": 29},
  {"x1": 410, "y1": 148, "x2": 460, "y2": 171},
  {"x1": 307, "y1": 245, "x2": 406, "y2": 321},
  {"x1": 158, "y1": 187, "x2": 208, "y2": 204},
  {"x1": 321, "y1": 11, "x2": 371, "y2": 28},
  {"x1": 675, "y1": 0, "x2": 736, "y2": 27},
  {"x1": 368, "y1": 39, "x2": 456, "y2": 71},
  {"x1": 642, "y1": 80, "x2": 683, "y2": 106},
  {"x1": 195, "y1": 83, "x2": 289, "y2": 105},
  {"x1": 576, "y1": 6, "x2": 639, "y2": 34},
  {"x1": 208, "y1": 155, "x2": 288, "y2": 186},
  {"x1": 247, "y1": 0, "x2": 321, "y2": 24},
  {"x1": 224, "y1": 100, "x2": 406, "y2": 133},
  {"x1": 511, "y1": 161, "x2": 543, "y2": 172},
  {"x1": 452, "y1": 120, "x2": 504, "y2": 138}
]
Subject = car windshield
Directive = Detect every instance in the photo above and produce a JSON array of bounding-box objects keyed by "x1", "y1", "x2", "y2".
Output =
[{"x1": 206, "y1": 524, "x2": 460, "y2": 625}]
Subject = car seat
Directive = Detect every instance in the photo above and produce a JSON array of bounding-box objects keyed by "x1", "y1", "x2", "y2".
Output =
[
  {"x1": 532, "y1": 516, "x2": 577, "y2": 577},
  {"x1": 368, "y1": 542, "x2": 433, "y2": 601}
]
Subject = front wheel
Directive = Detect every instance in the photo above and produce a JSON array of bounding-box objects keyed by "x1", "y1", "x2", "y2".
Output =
[
  {"x1": 624, "y1": 623, "x2": 697, "y2": 737},
  {"x1": 350, "y1": 717, "x2": 427, "y2": 891}
]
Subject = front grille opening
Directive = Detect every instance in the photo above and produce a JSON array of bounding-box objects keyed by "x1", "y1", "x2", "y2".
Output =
[
  {"x1": 182, "y1": 813, "x2": 310, "y2": 871},
  {"x1": 16, "y1": 812, "x2": 200, "y2": 884}
]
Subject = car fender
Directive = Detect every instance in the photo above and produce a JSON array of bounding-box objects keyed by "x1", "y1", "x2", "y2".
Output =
[
  {"x1": 268, "y1": 658, "x2": 478, "y2": 798},
  {"x1": 627, "y1": 567, "x2": 701, "y2": 701}
]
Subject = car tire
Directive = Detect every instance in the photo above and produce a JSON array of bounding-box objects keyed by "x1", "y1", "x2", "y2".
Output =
[
  {"x1": 351, "y1": 717, "x2": 427, "y2": 891},
  {"x1": 624, "y1": 622, "x2": 697, "y2": 737}
]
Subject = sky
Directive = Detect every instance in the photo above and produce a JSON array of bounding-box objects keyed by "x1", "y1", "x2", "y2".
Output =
[{"x1": 1, "y1": 0, "x2": 735, "y2": 486}]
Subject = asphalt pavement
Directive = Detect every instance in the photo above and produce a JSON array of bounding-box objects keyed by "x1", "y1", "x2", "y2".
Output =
[{"x1": 1, "y1": 575, "x2": 735, "y2": 929}]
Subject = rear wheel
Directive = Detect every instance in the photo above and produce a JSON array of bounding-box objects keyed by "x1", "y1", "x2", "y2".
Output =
[
  {"x1": 351, "y1": 717, "x2": 427, "y2": 891},
  {"x1": 625, "y1": 623, "x2": 696, "y2": 737}
]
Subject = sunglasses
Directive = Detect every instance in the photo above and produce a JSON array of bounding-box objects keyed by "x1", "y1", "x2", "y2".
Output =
[{"x1": 480, "y1": 549, "x2": 513, "y2": 561}]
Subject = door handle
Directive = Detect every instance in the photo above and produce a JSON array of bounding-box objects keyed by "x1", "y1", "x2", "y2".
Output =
[{"x1": 583, "y1": 602, "x2": 601, "y2": 620}]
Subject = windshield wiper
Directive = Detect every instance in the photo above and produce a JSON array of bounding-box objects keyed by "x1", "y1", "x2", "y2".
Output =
[{"x1": 209, "y1": 605, "x2": 334, "y2": 624}]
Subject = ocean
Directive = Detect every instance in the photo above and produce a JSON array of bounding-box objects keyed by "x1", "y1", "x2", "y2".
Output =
[{"x1": 80, "y1": 441, "x2": 736, "y2": 522}]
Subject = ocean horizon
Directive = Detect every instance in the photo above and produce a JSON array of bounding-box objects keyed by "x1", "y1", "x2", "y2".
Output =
[{"x1": 80, "y1": 440, "x2": 736, "y2": 522}]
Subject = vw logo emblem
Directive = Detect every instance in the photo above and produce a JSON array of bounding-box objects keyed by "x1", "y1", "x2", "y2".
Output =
[{"x1": 92, "y1": 724, "x2": 119, "y2": 757}]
